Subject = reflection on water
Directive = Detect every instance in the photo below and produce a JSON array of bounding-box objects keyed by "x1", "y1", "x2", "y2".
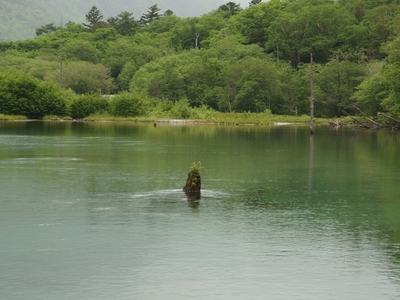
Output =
[
  {"x1": 186, "y1": 191, "x2": 201, "y2": 208},
  {"x1": 308, "y1": 134, "x2": 314, "y2": 195},
  {"x1": 0, "y1": 122, "x2": 400, "y2": 299}
]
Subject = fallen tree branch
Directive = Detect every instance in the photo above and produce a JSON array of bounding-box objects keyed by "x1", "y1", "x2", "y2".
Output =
[
  {"x1": 342, "y1": 110, "x2": 372, "y2": 128},
  {"x1": 378, "y1": 112, "x2": 400, "y2": 125},
  {"x1": 354, "y1": 106, "x2": 381, "y2": 127}
]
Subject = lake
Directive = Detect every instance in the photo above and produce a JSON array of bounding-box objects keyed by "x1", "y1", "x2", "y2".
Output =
[{"x1": 0, "y1": 121, "x2": 399, "y2": 299}]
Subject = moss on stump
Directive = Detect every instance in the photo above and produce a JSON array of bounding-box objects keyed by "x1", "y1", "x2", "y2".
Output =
[{"x1": 183, "y1": 169, "x2": 201, "y2": 193}]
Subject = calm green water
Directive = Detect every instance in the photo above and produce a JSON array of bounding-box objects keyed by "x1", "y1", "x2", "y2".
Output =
[{"x1": 1, "y1": 121, "x2": 399, "y2": 300}]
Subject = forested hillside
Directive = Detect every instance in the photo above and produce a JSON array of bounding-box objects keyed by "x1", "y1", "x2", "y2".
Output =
[
  {"x1": 0, "y1": 0, "x2": 227, "y2": 41},
  {"x1": 0, "y1": 0, "x2": 400, "y2": 125}
]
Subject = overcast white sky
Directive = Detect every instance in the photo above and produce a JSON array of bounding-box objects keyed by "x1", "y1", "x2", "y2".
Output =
[
  {"x1": 237, "y1": 1, "x2": 267, "y2": 9},
  {"x1": 237, "y1": 1, "x2": 250, "y2": 8}
]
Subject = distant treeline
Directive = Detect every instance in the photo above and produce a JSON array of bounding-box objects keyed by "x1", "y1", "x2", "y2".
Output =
[
  {"x1": 0, "y1": 0, "x2": 225, "y2": 41},
  {"x1": 0, "y1": 0, "x2": 400, "y2": 123}
]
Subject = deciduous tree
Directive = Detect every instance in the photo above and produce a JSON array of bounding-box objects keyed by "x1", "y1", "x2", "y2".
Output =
[
  {"x1": 249, "y1": 0, "x2": 262, "y2": 6},
  {"x1": 228, "y1": 0, "x2": 286, "y2": 47},
  {"x1": 379, "y1": 37, "x2": 400, "y2": 118},
  {"x1": 359, "y1": 5, "x2": 398, "y2": 59},
  {"x1": 63, "y1": 40, "x2": 101, "y2": 63},
  {"x1": 47, "y1": 61, "x2": 113, "y2": 94},
  {"x1": 314, "y1": 56, "x2": 367, "y2": 116},
  {"x1": 267, "y1": 1, "x2": 357, "y2": 66}
]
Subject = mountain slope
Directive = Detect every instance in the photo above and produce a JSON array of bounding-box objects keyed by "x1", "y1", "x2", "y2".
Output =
[{"x1": 0, "y1": 0, "x2": 230, "y2": 41}]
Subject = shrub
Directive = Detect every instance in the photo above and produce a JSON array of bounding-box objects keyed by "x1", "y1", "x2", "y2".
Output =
[
  {"x1": 0, "y1": 72, "x2": 67, "y2": 119},
  {"x1": 69, "y1": 94, "x2": 111, "y2": 119},
  {"x1": 35, "y1": 81, "x2": 68, "y2": 118},
  {"x1": 157, "y1": 99, "x2": 174, "y2": 113},
  {"x1": 112, "y1": 92, "x2": 148, "y2": 117},
  {"x1": 171, "y1": 98, "x2": 192, "y2": 119}
]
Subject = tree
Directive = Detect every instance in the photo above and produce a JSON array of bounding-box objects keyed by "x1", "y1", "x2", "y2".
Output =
[
  {"x1": 228, "y1": 0, "x2": 286, "y2": 47},
  {"x1": 117, "y1": 61, "x2": 137, "y2": 91},
  {"x1": 275, "y1": 63, "x2": 306, "y2": 115},
  {"x1": 378, "y1": 37, "x2": 400, "y2": 118},
  {"x1": 170, "y1": 12, "x2": 229, "y2": 50},
  {"x1": 249, "y1": 0, "x2": 262, "y2": 6},
  {"x1": 218, "y1": 2, "x2": 242, "y2": 16},
  {"x1": 267, "y1": 1, "x2": 357, "y2": 66},
  {"x1": 337, "y1": 0, "x2": 366, "y2": 23},
  {"x1": 0, "y1": 51, "x2": 58, "y2": 80},
  {"x1": 171, "y1": 17, "x2": 204, "y2": 49},
  {"x1": 141, "y1": 4, "x2": 162, "y2": 25},
  {"x1": 83, "y1": 6, "x2": 106, "y2": 32},
  {"x1": 102, "y1": 39, "x2": 163, "y2": 80},
  {"x1": 164, "y1": 10, "x2": 175, "y2": 16},
  {"x1": 35, "y1": 23, "x2": 58, "y2": 36},
  {"x1": 101, "y1": 39, "x2": 136, "y2": 79},
  {"x1": 63, "y1": 40, "x2": 101, "y2": 63},
  {"x1": 220, "y1": 57, "x2": 280, "y2": 112},
  {"x1": 353, "y1": 71, "x2": 387, "y2": 116},
  {"x1": 130, "y1": 54, "x2": 187, "y2": 101},
  {"x1": 46, "y1": 61, "x2": 113, "y2": 94},
  {"x1": 63, "y1": 21, "x2": 85, "y2": 34},
  {"x1": 181, "y1": 51, "x2": 222, "y2": 108},
  {"x1": 359, "y1": 5, "x2": 398, "y2": 59},
  {"x1": 144, "y1": 15, "x2": 181, "y2": 34},
  {"x1": 314, "y1": 56, "x2": 367, "y2": 117},
  {"x1": 111, "y1": 11, "x2": 139, "y2": 36}
]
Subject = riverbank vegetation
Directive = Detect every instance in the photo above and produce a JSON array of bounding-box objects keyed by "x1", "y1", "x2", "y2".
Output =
[{"x1": 1, "y1": 1, "x2": 400, "y2": 128}]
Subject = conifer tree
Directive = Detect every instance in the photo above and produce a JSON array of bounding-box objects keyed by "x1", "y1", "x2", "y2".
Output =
[
  {"x1": 83, "y1": 6, "x2": 105, "y2": 32},
  {"x1": 140, "y1": 4, "x2": 161, "y2": 25}
]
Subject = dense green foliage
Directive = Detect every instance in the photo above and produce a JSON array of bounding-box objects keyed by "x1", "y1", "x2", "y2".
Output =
[
  {"x1": 0, "y1": 72, "x2": 68, "y2": 119},
  {"x1": 69, "y1": 94, "x2": 110, "y2": 119},
  {"x1": 1, "y1": 0, "x2": 400, "y2": 124},
  {"x1": 0, "y1": 0, "x2": 227, "y2": 42},
  {"x1": 112, "y1": 92, "x2": 150, "y2": 117}
]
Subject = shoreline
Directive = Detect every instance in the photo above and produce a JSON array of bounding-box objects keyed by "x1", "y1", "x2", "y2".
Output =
[
  {"x1": 1, "y1": 118, "x2": 319, "y2": 127},
  {"x1": 1, "y1": 117, "x2": 397, "y2": 129}
]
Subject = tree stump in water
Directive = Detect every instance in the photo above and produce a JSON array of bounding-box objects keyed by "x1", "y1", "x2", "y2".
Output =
[{"x1": 183, "y1": 169, "x2": 201, "y2": 193}]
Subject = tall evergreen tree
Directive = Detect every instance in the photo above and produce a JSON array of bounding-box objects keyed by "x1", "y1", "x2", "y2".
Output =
[
  {"x1": 83, "y1": 6, "x2": 105, "y2": 32},
  {"x1": 140, "y1": 4, "x2": 161, "y2": 25},
  {"x1": 112, "y1": 11, "x2": 138, "y2": 36}
]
